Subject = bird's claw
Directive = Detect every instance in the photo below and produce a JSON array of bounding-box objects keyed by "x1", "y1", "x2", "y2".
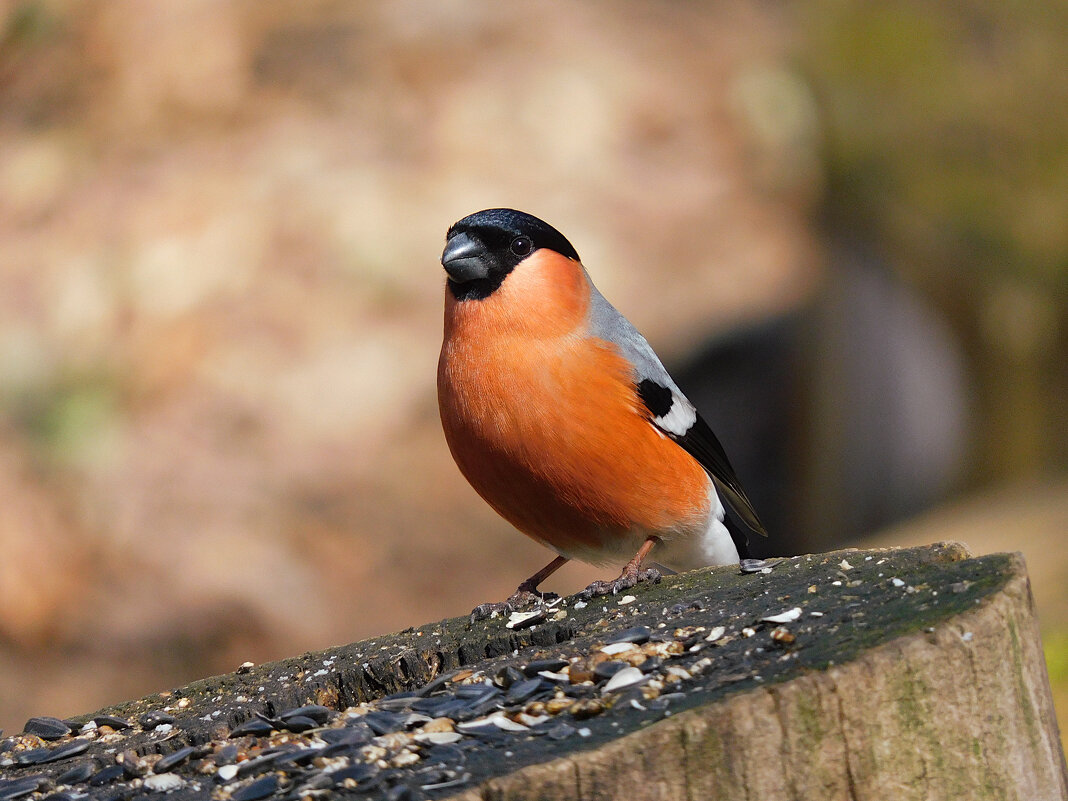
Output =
[
  {"x1": 469, "y1": 589, "x2": 560, "y2": 622},
  {"x1": 578, "y1": 567, "x2": 661, "y2": 600}
]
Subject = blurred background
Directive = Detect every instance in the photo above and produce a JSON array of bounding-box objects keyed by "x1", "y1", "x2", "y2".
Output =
[{"x1": 0, "y1": 0, "x2": 1065, "y2": 742}]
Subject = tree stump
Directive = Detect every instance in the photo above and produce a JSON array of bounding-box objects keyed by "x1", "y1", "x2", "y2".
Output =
[{"x1": 1, "y1": 543, "x2": 1064, "y2": 800}]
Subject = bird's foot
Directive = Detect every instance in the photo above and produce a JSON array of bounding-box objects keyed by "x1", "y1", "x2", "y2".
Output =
[
  {"x1": 470, "y1": 588, "x2": 560, "y2": 622},
  {"x1": 578, "y1": 566, "x2": 661, "y2": 600}
]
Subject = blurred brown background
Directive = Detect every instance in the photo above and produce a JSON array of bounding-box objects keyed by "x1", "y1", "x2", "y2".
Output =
[{"x1": 1, "y1": 0, "x2": 1065, "y2": 741}]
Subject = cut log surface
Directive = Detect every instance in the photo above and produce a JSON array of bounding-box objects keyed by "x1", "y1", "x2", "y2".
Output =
[{"x1": 1, "y1": 544, "x2": 1065, "y2": 800}]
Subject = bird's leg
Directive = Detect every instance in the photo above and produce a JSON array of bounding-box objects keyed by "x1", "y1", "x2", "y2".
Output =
[
  {"x1": 579, "y1": 536, "x2": 662, "y2": 599},
  {"x1": 471, "y1": 555, "x2": 569, "y2": 621}
]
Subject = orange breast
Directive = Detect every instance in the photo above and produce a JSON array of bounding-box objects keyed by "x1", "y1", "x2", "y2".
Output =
[{"x1": 437, "y1": 252, "x2": 710, "y2": 563}]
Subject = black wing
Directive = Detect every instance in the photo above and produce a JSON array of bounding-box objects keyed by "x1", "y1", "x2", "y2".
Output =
[
  {"x1": 637, "y1": 378, "x2": 767, "y2": 537},
  {"x1": 670, "y1": 412, "x2": 767, "y2": 537}
]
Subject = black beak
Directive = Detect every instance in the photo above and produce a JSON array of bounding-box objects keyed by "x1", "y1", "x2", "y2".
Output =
[{"x1": 441, "y1": 232, "x2": 490, "y2": 283}]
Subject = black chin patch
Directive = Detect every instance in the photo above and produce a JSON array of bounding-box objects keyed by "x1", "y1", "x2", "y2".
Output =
[{"x1": 447, "y1": 273, "x2": 509, "y2": 302}]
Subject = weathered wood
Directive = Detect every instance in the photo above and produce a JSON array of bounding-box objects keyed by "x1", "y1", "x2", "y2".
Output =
[
  {"x1": 472, "y1": 553, "x2": 1066, "y2": 800},
  {"x1": 1, "y1": 544, "x2": 1064, "y2": 801}
]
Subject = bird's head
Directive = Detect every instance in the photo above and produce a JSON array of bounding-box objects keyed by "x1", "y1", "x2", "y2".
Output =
[{"x1": 441, "y1": 208, "x2": 580, "y2": 301}]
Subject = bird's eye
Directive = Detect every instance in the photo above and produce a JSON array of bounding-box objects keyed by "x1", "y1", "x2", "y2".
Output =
[{"x1": 510, "y1": 236, "x2": 533, "y2": 257}]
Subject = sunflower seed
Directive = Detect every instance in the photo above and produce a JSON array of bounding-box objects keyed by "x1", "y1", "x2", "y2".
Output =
[
  {"x1": 602, "y1": 667, "x2": 645, "y2": 693},
  {"x1": 23, "y1": 718, "x2": 70, "y2": 741},
  {"x1": 521, "y1": 658, "x2": 567, "y2": 677},
  {"x1": 279, "y1": 705, "x2": 333, "y2": 725},
  {"x1": 229, "y1": 718, "x2": 275, "y2": 738},
  {"x1": 153, "y1": 746, "x2": 195, "y2": 773},
  {"x1": 56, "y1": 763, "x2": 94, "y2": 785},
  {"x1": 38, "y1": 740, "x2": 90, "y2": 764},
  {"x1": 231, "y1": 774, "x2": 279, "y2": 801},
  {"x1": 607, "y1": 626, "x2": 651, "y2": 645},
  {"x1": 761, "y1": 607, "x2": 802, "y2": 624}
]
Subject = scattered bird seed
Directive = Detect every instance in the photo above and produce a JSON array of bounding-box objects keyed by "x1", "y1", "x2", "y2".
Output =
[
  {"x1": 143, "y1": 773, "x2": 184, "y2": 792},
  {"x1": 138, "y1": 711, "x2": 176, "y2": 731},
  {"x1": 410, "y1": 696, "x2": 467, "y2": 719},
  {"x1": 506, "y1": 678, "x2": 545, "y2": 704},
  {"x1": 0, "y1": 776, "x2": 49, "y2": 801},
  {"x1": 274, "y1": 747, "x2": 324, "y2": 769},
  {"x1": 153, "y1": 745, "x2": 195, "y2": 773},
  {"x1": 537, "y1": 670, "x2": 570, "y2": 683},
  {"x1": 231, "y1": 774, "x2": 280, "y2": 801},
  {"x1": 228, "y1": 718, "x2": 275, "y2": 738},
  {"x1": 22, "y1": 718, "x2": 70, "y2": 741},
  {"x1": 617, "y1": 595, "x2": 637, "y2": 605},
  {"x1": 92, "y1": 715, "x2": 131, "y2": 730},
  {"x1": 216, "y1": 764, "x2": 239, "y2": 782},
  {"x1": 37, "y1": 741, "x2": 89, "y2": 764},
  {"x1": 545, "y1": 723, "x2": 576, "y2": 740},
  {"x1": 378, "y1": 692, "x2": 419, "y2": 710},
  {"x1": 120, "y1": 751, "x2": 149, "y2": 779},
  {"x1": 607, "y1": 626, "x2": 651, "y2": 645},
  {"x1": 593, "y1": 661, "x2": 627, "y2": 682},
  {"x1": 421, "y1": 772, "x2": 472, "y2": 791},
  {"x1": 328, "y1": 762, "x2": 379, "y2": 786},
  {"x1": 454, "y1": 683, "x2": 500, "y2": 702},
  {"x1": 319, "y1": 726, "x2": 369, "y2": 749},
  {"x1": 413, "y1": 671, "x2": 458, "y2": 698},
  {"x1": 414, "y1": 732, "x2": 462, "y2": 746},
  {"x1": 569, "y1": 699, "x2": 605, "y2": 720},
  {"x1": 638, "y1": 656, "x2": 663, "y2": 674},
  {"x1": 770, "y1": 627, "x2": 796, "y2": 645},
  {"x1": 494, "y1": 665, "x2": 525, "y2": 689},
  {"x1": 602, "y1": 667, "x2": 645, "y2": 693},
  {"x1": 88, "y1": 764, "x2": 124, "y2": 786},
  {"x1": 457, "y1": 713, "x2": 527, "y2": 734},
  {"x1": 214, "y1": 744, "x2": 239, "y2": 765},
  {"x1": 522, "y1": 658, "x2": 568, "y2": 677},
  {"x1": 739, "y1": 559, "x2": 771, "y2": 574},
  {"x1": 56, "y1": 763, "x2": 93, "y2": 785},
  {"x1": 15, "y1": 750, "x2": 49, "y2": 766},
  {"x1": 650, "y1": 692, "x2": 687, "y2": 710},
  {"x1": 281, "y1": 715, "x2": 318, "y2": 733},
  {"x1": 280, "y1": 705, "x2": 333, "y2": 725},
  {"x1": 705, "y1": 626, "x2": 726, "y2": 642},
  {"x1": 761, "y1": 607, "x2": 802, "y2": 624},
  {"x1": 506, "y1": 609, "x2": 547, "y2": 630}
]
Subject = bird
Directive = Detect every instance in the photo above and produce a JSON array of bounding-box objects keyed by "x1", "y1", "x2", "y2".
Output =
[{"x1": 436, "y1": 208, "x2": 767, "y2": 617}]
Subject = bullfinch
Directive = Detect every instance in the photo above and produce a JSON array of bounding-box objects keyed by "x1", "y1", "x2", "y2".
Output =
[{"x1": 437, "y1": 208, "x2": 767, "y2": 616}]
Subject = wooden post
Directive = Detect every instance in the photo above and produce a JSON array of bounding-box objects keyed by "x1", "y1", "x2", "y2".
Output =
[{"x1": 1, "y1": 544, "x2": 1064, "y2": 800}]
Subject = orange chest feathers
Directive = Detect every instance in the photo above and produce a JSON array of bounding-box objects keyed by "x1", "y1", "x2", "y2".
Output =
[{"x1": 437, "y1": 253, "x2": 710, "y2": 550}]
